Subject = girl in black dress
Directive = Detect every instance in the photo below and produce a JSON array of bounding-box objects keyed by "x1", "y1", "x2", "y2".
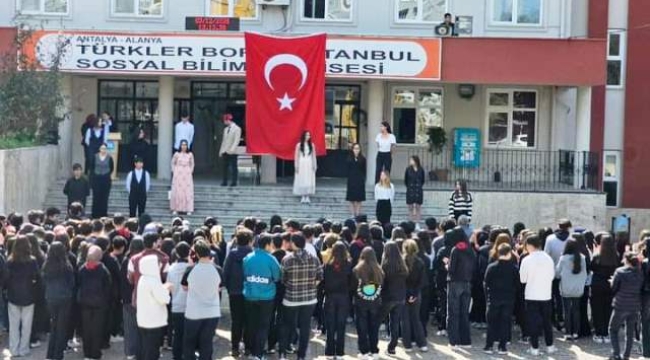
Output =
[
  {"x1": 91, "y1": 144, "x2": 114, "y2": 219},
  {"x1": 346, "y1": 143, "x2": 366, "y2": 217},
  {"x1": 405, "y1": 155, "x2": 425, "y2": 223}
]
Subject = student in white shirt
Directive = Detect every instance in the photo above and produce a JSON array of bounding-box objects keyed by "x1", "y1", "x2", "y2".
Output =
[
  {"x1": 374, "y1": 170, "x2": 395, "y2": 225},
  {"x1": 520, "y1": 234, "x2": 557, "y2": 356},
  {"x1": 125, "y1": 156, "x2": 151, "y2": 218},
  {"x1": 174, "y1": 112, "x2": 195, "y2": 151},
  {"x1": 375, "y1": 121, "x2": 396, "y2": 183}
]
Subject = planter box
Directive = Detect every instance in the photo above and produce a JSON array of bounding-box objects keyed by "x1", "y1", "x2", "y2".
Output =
[{"x1": 0, "y1": 146, "x2": 60, "y2": 214}]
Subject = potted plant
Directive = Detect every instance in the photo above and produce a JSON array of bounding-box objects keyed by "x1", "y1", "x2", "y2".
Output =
[{"x1": 426, "y1": 127, "x2": 449, "y2": 181}]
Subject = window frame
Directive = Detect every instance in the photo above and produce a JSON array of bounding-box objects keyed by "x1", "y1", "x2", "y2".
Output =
[
  {"x1": 393, "y1": 0, "x2": 448, "y2": 24},
  {"x1": 489, "y1": 0, "x2": 543, "y2": 27},
  {"x1": 300, "y1": 0, "x2": 353, "y2": 23},
  {"x1": 391, "y1": 86, "x2": 444, "y2": 145},
  {"x1": 603, "y1": 150, "x2": 621, "y2": 207},
  {"x1": 204, "y1": 0, "x2": 260, "y2": 20},
  {"x1": 484, "y1": 88, "x2": 539, "y2": 149},
  {"x1": 16, "y1": 0, "x2": 70, "y2": 15},
  {"x1": 606, "y1": 30, "x2": 626, "y2": 89},
  {"x1": 110, "y1": 0, "x2": 164, "y2": 18}
]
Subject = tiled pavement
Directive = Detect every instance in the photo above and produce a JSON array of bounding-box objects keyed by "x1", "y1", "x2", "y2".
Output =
[{"x1": 3, "y1": 317, "x2": 645, "y2": 360}]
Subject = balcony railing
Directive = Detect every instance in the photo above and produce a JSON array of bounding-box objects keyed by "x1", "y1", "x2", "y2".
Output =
[{"x1": 406, "y1": 147, "x2": 600, "y2": 192}]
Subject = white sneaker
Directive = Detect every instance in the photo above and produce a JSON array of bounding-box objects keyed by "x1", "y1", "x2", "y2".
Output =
[
  {"x1": 593, "y1": 335, "x2": 603, "y2": 343},
  {"x1": 436, "y1": 330, "x2": 447, "y2": 336},
  {"x1": 527, "y1": 348, "x2": 540, "y2": 356},
  {"x1": 305, "y1": 196, "x2": 311, "y2": 204},
  {"x1": 546, "y1": 345, "x2": 558, "y2": 354},
  {"x1": 404, "y1": 348, "x2": 413, "y2": 353},
  {"x1": 604, "y1": 337, "x2": 611, "y2": 344},
  {"x1": 110, "y1": 335, "x2": 124, "y2": 343},
  {"x1": 459, "y1": 344, "x2": 472, "y2": 349},
  {"x1": 420, "y1": 346, "x2": 429, "y2": 352}
]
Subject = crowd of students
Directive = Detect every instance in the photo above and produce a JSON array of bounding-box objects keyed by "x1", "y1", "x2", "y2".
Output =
[{"x1": 0, "y1": 206, "x2": 649, "y2": 360}]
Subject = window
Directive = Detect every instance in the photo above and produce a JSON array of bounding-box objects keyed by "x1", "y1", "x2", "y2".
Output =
[
  {"x1": 18, "y1": 0, "x2": 68, "y2": 14},
  {"x1": 325, "y1": 85, "x2": 360, "y2": 150},
  {"x1": 392, "y1": 88, "x2": 443, "y2": 144},
  {"x1": 302, "y1": 0, "x2": 352, "y2": 21},
  {"x1": 607, "y1": 31, "x2": 626, "y2": 87},
  {"x1": 112, "y1": 0, "x2": 162, "y2": 17},
  {"x1": 486, "y1": 90, "x2": 537, "y2": 148},
  {"x1": 395, "y1": 0, "x2": 446, "y2": 23},
  {"x1": 98, "y1": 80, "x2": 159, "y2": 146},
  {"x1": 603, "y1": 152, "x2": 620, "y2": 207},
  {"x1": 208, "y1": 0, "x2": 258, "y2": 19},
  {"x1": 491, "y1": 0, "x2": 541, "y2": 25}
]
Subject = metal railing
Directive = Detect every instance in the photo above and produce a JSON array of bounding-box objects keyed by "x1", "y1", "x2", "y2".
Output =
[{"x1": 407, "y1": 147, "x2": 600, "y2": 192}]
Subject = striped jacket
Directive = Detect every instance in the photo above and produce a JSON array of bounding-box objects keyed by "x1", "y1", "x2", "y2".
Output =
[{"x1": 448, "y1": 191, "x2": 473, "y2": 221}]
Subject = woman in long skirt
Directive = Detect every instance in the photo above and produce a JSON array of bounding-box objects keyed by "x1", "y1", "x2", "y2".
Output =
[
  {"x1": 170, "y1": 140, "x2": 195, "y2": 215},
  {"x1": 293, "y1": 131, "x2": 317, "y2": 204},
  {"x1": 346, "y1": 143, "x2": 366, "y2": 216},
  {"x1": 374, "y1": 171, "x2": 394, "y2": 226},
  {"x1": 405, "y1": 155, "x2": 425, "y2": 223},
  {"x1": 91, "y1": 144, "x2": 113, "y2": 219}
]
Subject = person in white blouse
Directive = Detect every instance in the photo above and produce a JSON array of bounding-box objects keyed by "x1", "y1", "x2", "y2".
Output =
[
  {"x1": 374, "y1": 170, "x2": 395, "y2": 225},
  {"x1": 125, "y1": 156, "x2": 151, "y2": 218},
  {"x1": 375, "y1": 121, "x2": 397, "y2": 183},
  {"x1": 174, "y1": 112, "x2": 195, "y2": 151}
]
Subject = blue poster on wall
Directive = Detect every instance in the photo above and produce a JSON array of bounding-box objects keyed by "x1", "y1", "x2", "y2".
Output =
[{"x1": 454, "y1": 128, "x2": 481, "y2": 168}]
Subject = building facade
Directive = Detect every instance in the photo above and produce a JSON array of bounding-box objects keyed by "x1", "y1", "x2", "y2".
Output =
[{"x1": 0, "y1": 0, "x2": 611, "y2": 195}]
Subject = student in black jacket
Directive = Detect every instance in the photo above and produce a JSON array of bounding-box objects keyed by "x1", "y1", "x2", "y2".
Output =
[
  {"x1": 222, "y1": 230, "x2": 253, "y2": 356},
  {"x1": 609, "y1": 252, "x2": 643, "y2": 360},
  {"x1": 446, "y1": 227, "x2": 476, "y2": 347},
  {"x1": 77, "y1": 245, "x2": 112, "y2": 360},
  {"x1": 379, "y1": 241, "x2": 408, "y2": 355},
  {"x1": 402, "y1": 239, "x2": 428, "y2": 352},
  {"x1": 323, "y1": 241, "x2": 354, "y2": 358},
  {"x1": 483, "y1": 243, "x2": 519, "y2": 355},
  {"x1": 96, "y1": 236, "x2": 122, "y2": 348},
  {"x1": 63, "y1": 163, "x2": 91, "y2": 209},
  {"x1": 6, "y1": 235, "x2": 40, "y2": 358},
  {"x1": 42, "y1": 242, "x2": 75, "y2": 360}
]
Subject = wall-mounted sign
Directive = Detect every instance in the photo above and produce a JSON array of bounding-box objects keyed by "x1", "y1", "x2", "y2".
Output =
[
  {"x1": 454, "y1": 128, "x2": 480, "y2": 168},
  {"x1": 23, "y1": 31, "x2": 441, "y2": 80},
  {"x1": 185, "y1": 17, "x2": 240, "y2": 31}
]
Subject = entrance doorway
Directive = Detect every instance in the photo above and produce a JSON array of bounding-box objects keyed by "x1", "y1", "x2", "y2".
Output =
[{"x1": 190, "y1": 81, "x2": 246, "y2": 175}]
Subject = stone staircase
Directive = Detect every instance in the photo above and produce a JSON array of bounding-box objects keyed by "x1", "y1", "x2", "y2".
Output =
[{"x1": 43, "y1": 179, "x2": 446, "y2": 231}]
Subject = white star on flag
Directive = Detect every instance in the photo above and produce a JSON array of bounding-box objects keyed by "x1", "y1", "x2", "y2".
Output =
[{"x1": 277, "y1": 93, "x2": 296, "y2": 111}]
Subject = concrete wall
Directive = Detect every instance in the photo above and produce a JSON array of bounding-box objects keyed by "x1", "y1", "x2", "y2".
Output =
[
  {"x1": 1, "y1": 0, "x2": 583, "y2": 39},
  {"x1": 0, "y1": 146, "x2": 60, "y2": 214},
  {"x1": 426, "y1": 190, "x2": 607, "y2": 231}
]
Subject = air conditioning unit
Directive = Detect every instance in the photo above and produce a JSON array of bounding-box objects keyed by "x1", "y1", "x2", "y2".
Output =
[{"x1": 260, "y1": 0, "x2": 291, "y2": 6}]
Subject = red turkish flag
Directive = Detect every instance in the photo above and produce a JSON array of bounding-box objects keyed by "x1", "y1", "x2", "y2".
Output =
[{"x1": 245, "y1": 32, "x2": 326, "y2": 160}]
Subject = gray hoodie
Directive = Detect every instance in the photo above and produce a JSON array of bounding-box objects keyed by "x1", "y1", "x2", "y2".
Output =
[
  {"x1": 555, "y1": 254, "x2": 588, "y2": 298},
  {"x1": 545, "y1": 230, "x2": 573, "y2": 265}
]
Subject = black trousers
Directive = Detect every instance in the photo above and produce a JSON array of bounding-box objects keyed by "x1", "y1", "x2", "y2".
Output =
[
  {"x1": 171, "y1": 312, "x2": 185, "y2": 360},
  {"x1": 102, "y1": 297, "x2": 121, "y2": 347},
  {"x1": 222, "y1": 154, "x2": 238, "y2": 185},
  {"x1": 419, "y1": 286, "x2": 432, "y2": 337},
  {"x1": 129, "y1": 193, "x2": 146, "y2": 218},
  {"x1": 486, "y1": 302, "x2": 513, "y2": 349},
  {"x1": 229, "y1": 294, "x2": 246, "y2": 352},
  {"x1": 324, "y1": 294, "x2": 349, "y2": 356},
  {"x1": 245, "y1": 299, "x2": 274, "y2": 358},
  {"x1": 280, "y1": 304, "x2": 315, "y2": 359},
  {"x1": 551, "y1": 279, "x2": 564, "y2": 325},
  {"x1": 609, "y1": 309, "x2": 639, "y2": 359},
  {"x1": 402, "y1": 297, "x2": 427, "y2": 348},
  {"x1": 46, "y1": 301, "x2": 70, "y2": 360},
  {"x1": 268, "y1": 295, "x2": 283, "y2": 352},
  {"x1": 470, "y1": 279, "x2": 486, "y2": 324},
  {"x1": 355, "y1": 302, "x2": 380, "y2": 355},
  {"x1": 435, "y1": 278, "x2": 448, "y2": 331},
  {"x1": 139, "y1": 326, "x2": 164, "y2": 360},
  {"x1": 562, "y1": 297, "x2": 581, "y2": 336},
  {"x1": 526, "y1": 300, "x2": 553, "y2": 349},
  {"x1": 375, "y1": 152, "x2": 392, "y2": 183},
  {"x1": 183, "y1": 317, "x2": 219, "y2": 360},
  {"x1": 447, "y1": 282, "x2": 472, "y2": 346},
  {"x1": 591, "y1": 289, "x2": 613, "y2": 337},
  {"x1": 379, "y1": 300, "x2": 403, "y2": 351},
  {"x1": 641, "y1": 296, "x2": 650, "y2": 357},
  {"x1": 376, "y1": 199, "x2": 392, "y2": 225},
  {"x1": 579, "y1": 288, "x2": 591, "y2": 337},
  {"x1": 81, "y1": 306, "x2": 106, "y2": 360},
  {"x1": 91, "y1": 174, "x2": 111, "y2": 219}
]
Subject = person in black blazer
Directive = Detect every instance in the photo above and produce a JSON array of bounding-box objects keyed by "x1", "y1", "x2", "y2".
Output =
[
  {"x1": 405, "y1": 155, "x2": 425, "y2": 224},
  {"x1": 346, "y1": 143, "x2": 366, "y2": 217}
]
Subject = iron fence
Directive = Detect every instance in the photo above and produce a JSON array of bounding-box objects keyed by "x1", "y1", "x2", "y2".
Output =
[{"x1": 407, "y1": 146, "x2": 600, "y2": 192}]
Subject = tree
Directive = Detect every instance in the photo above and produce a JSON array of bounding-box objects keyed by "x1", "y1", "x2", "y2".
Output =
[{"x1": 0, "y1": 24, "x2": 69, "y2": 147}]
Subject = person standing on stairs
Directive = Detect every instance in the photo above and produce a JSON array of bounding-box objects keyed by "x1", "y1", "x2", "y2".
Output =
[
  {"x1": 374, "y1": 171, "x2": 394, "y2": 226},
  {"x1": 293, "y1": 131, "x2": 317, "y2": 204},
  {"x1": 125, "y1": 156, "x2": 151, "y2": 218},
  {"x1": 91, "y1": 143, "x2": 114, "y2": 219},
  {"x1": 346, "y1": 143, "x2": 367, "y2": 217},
  {"x1": 374, "y1": 121, "x2": 396, "y2": 184},
  {"x1": 219, "y1": 113, "x2": 242, "y2": 187},
  {"x1": 170, "y1": 140, "x2": 195, "y2": 216}
]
